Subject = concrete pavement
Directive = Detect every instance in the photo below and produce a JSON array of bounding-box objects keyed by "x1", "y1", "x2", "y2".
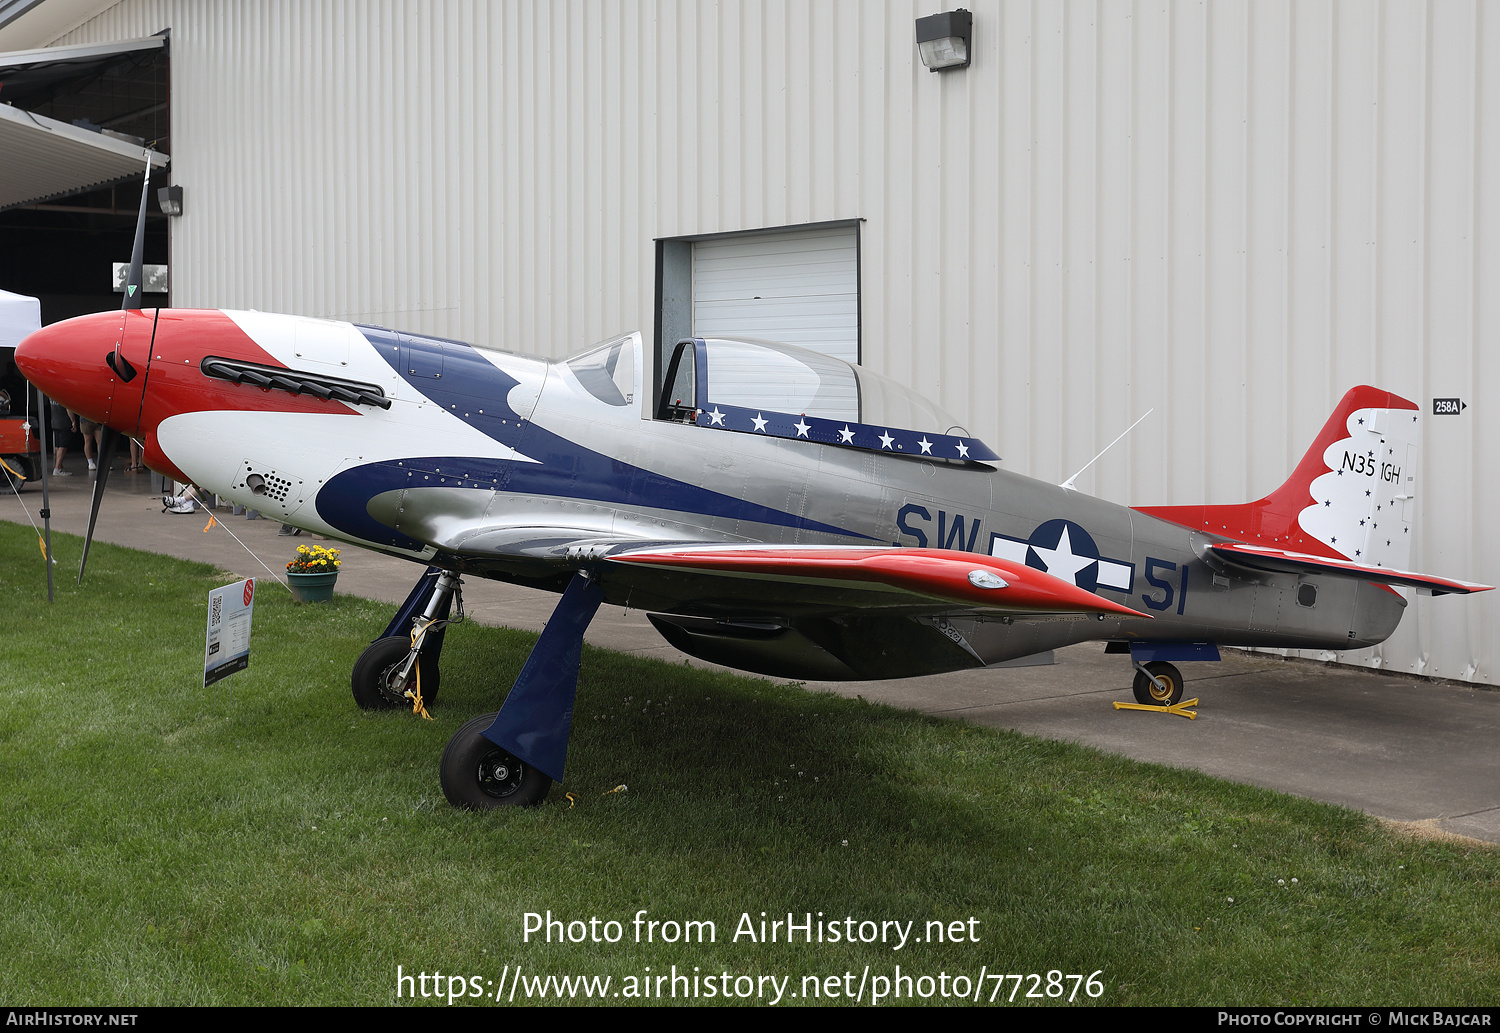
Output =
[{"x1": 4, "y1": 454, "x2": 1497, "y2": 844}]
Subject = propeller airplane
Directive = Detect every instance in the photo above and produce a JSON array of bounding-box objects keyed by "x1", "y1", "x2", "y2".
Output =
[{"x1": 15, "y1": 303, "x2": 1492, "y2": 809}]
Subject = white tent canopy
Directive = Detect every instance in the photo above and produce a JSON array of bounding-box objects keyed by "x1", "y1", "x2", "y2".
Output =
[{"x1": 0, "y1": 288, "x2": 41, "y2": 350}]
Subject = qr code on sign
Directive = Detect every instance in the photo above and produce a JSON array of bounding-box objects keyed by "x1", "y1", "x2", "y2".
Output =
[{"x1": 210, "y1": 594, "x2": 222, "y2": 627}]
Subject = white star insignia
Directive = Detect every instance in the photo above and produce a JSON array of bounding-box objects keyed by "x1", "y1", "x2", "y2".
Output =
[
  {"x1": 794, "y1": 418, "x2": 811, "y2": 438},
  {"x1": 1028, "y1": 526, "x2": 1097, "y2": 586},
  {"x1": 918, "y1": 437, "x2": 933, "y2": 454},
  {"x1": 878, "y1": 430, "x2": 894, "y2": 449},
  {"x1": 707, "y1": 407, "x2": 726, "y2": 426},
  {"x1": 751, "y1": 412, "x2": 768, "y2": 432},
  {"x1": 838, "y1": 425, "x2": 855, "y2": 443},
  {"x1": 955, "y1": 440, "x2": 969, "y2": 458}
]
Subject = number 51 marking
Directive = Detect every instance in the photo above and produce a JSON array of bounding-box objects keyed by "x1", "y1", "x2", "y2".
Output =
[{"x1": 1142, "y1": 558, "x2": 1188, "y2": 615}]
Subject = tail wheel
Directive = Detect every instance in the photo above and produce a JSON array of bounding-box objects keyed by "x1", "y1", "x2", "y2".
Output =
[
  {"x1": 1132, "y1": 661, "x2": 1184, "y2": 706},
  {"x1": 440, "y1": 712, "x2": 552, "y2": 809}
]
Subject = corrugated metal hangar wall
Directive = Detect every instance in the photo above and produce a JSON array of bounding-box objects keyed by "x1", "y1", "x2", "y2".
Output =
[{"x1": 29, "y1": 0, "x2": 1499, "y2": 683}]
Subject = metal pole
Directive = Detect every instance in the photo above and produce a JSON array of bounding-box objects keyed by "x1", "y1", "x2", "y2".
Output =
[{"x1": 36, "y1": 385, "x2": 53, "y2": 603}]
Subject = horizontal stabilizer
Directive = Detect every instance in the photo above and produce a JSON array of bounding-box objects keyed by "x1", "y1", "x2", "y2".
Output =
[
  {"x1": 1206, "y1": 543, "x2": 1493, "y2": 597},
  {"x1": 609, "y1": 544, "x2": 1152, "y2": 619}
]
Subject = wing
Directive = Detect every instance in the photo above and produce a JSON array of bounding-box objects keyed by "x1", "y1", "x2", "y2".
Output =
[
  {"x1": 590, "y1": 543, "x2": 1152, "y2": 681},
  {"x1": 1206, "y1": 542, "x2": 1493, "y2": 596},
  {"x1": 602, "y1": 543, "x2": 1152, "y2": 620},
  {"x1": 442, "y1": 524, "x2": 1150, "y2": 620},
  {"x1": 446, "y1": 533, "x2": 1151, "y2": 681}
]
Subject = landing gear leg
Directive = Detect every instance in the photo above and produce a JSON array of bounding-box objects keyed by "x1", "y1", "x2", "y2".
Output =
[
  {"x1": 440, "y1": 570, "x2": 605, "y2": 809},
  {"x1": 352, "y1": 568, "x2": 463, "y2": 710}
]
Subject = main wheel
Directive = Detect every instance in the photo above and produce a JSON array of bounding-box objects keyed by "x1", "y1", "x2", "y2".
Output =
[
  {"x1": 1, "y1": 455, "x2": 31, "y2": 491},
  {"x1": 1132, "y1": 661, "x2": 1184, "y2": 706},
  {"x1": 440, "y1": 712, "x2": 552, "y2": 809},
  {"x1": 350, "y1": 636, "x2": 441, "y2": 710}
]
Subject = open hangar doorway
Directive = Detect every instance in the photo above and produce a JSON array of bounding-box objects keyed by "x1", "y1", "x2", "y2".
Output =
[
  {"x1": 0, "y1": 33, "x2": 171, "y2": 325},
  {"x1": 0, "y1": 33, "x2": 171, "y2": 477}
]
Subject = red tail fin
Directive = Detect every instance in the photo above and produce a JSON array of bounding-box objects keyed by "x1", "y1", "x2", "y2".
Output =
[{"x1": 1135, "y1": 386, "x2": 1420, "y2": 564}]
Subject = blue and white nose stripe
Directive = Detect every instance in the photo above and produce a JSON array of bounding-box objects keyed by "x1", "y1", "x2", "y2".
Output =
[
  {"x1": 989, "y1": 519, "x2": 1134, "y2": 594},
  {"x1": 342, "y1": 327, "x2": 877, "y2": 544}
]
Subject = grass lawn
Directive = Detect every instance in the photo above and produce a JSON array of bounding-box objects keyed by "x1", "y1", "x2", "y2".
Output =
[{"x1": 0, "y1": 520, "x2": 1496, "y2": 1006}]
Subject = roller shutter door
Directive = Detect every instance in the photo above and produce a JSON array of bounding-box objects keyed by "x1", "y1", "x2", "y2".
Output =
[{"x1": 691, "y1": 225, "x2": 859, "y2": 364}]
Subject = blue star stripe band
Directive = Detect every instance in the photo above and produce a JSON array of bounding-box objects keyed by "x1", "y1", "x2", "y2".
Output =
[{"x1": 694, "y1": 403, "x2": 999, "y2": 463}]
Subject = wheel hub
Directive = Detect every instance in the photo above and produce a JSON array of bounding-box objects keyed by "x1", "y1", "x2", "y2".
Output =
[
  {"x1": 379, "y1": 661, "x2": 415, "y2": 705},
  {"x1": 476, "y1": 747, "x2": 526, "y2": 798}
]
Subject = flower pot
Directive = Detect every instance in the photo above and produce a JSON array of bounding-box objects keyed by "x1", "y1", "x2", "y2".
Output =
[{"x1": 286, "y1": 570, "x2": 338, "y2": 603}]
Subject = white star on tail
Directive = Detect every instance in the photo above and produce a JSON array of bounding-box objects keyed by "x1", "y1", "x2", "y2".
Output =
[
  {"x1": 955, "y1": 441, "x2": 969, "y2": 458},
  {"x1": 1029, "y1": 525, "x2": 1097, "y2": 586}
]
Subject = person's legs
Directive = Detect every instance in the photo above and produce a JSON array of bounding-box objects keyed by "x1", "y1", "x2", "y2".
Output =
[{"x1": 49, "y1": 403, "x2": 74, "y2": 475}]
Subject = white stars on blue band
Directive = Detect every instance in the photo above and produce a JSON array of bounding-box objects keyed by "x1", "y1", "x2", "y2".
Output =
[{"x1": 694, "y1": 403, "x2": 999, "y2": 462}]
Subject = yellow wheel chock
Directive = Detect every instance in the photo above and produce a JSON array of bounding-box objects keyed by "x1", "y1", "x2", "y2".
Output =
[{"x1": 1112, "y1": 697, "x2": 1199, "y2": 720}]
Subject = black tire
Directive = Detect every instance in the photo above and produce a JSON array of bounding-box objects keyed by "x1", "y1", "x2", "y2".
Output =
[
  {"x1": 440, "y1": 712, "x2": 552, "y2": 809},
  {"x1": 1132, "y1": 661, "x2": 1185, "y2": 706},
  {"x1": 350, "y1": 636, "x2": 440, "y2": 710},
  {"x1": 1, "y1": 455, "x2": 31, "y2": 492}
]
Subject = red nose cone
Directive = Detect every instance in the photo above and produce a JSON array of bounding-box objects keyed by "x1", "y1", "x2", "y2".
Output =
[{"x1": 14, "y1": 310, "x2": 129, "y2": 427}]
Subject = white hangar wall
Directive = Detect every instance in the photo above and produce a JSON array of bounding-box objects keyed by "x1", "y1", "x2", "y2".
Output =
[{"x1": 41, "y1": 0, "x2": 1499, "y2": 683}]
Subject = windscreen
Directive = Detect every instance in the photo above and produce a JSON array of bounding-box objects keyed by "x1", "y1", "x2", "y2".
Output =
[{"x1": 565, "y1": 335, "x2": 636, "y2": 406}]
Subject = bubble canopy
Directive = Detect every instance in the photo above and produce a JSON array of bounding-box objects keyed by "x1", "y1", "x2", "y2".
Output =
[{"x1": 653, "y1": 337, "x2": 997, "y2": 463}]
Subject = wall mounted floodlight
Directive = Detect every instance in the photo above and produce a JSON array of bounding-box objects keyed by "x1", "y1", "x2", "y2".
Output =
[
  {"x1": 157, "y1": 184, "x2": 183, "y2": 216},
  {"x1": 916, "y1": 8, "x2": 972, "y2": 71}
]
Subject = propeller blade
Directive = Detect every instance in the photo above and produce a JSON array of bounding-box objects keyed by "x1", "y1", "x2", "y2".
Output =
[
  {"x1": 77, "y1": 427, "x2": 122, "y2": 585},
  {"x1": 122, "y1": 150, "x2": 152, "y2": 311},
  {"x1": 79, "y1": 148, "x2": 152, "y2": 583}
]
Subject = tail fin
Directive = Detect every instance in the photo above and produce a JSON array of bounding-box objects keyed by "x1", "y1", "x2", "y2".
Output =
[{"x1": 1136, "y1": 386, "x2": 1420, "y2": 567}]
